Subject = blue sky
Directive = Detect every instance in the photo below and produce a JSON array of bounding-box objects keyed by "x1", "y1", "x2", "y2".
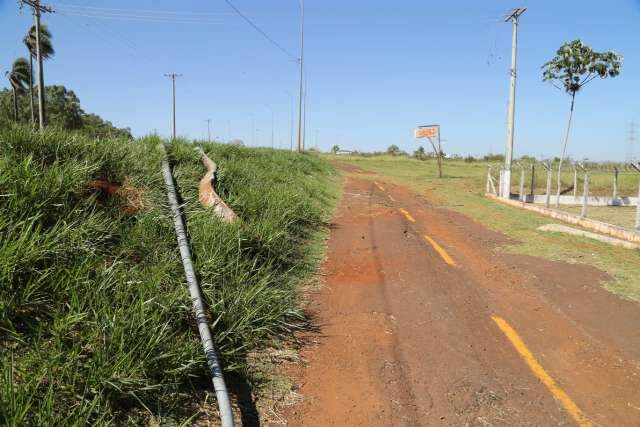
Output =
[{"x1": 1, "y1": 0, "x2": 639, "y2": 160}]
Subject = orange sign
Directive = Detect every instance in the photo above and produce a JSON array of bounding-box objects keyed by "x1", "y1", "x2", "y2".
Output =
[{"x1": 415, "y1": 126, "x2": 439, "y2": 139}]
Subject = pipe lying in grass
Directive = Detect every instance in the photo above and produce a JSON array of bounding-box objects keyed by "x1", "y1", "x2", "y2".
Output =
[{"x1": 160, "y1": 146, "x2": 234, "y2": 427}]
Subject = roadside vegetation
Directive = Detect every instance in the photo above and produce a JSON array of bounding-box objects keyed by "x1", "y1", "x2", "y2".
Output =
[
  {"x1": 333, "y1": 155, "x2": 640, "y2": 301},
  {"x1": 0, "y1": 124, "x2": 337, "y2": 424}
]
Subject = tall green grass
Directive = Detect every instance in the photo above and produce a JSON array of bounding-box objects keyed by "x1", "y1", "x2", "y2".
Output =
[{"x1": 0, "y1": 125, "x2": 337, "y2": 424}]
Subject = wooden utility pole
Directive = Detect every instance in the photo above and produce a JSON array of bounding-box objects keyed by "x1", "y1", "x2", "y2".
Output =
[
  {"x1": 164, "y1": 73, "x2": 182, "y2": 140},
  {"x1": 20, "y1": 0, "x2": 53, "y2": 130}
]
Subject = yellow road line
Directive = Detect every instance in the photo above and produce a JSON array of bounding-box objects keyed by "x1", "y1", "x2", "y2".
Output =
[
  {"x1": 374, "y1": 181, "x2": 385, "y2": 192},
  {"x1": 491, "y1": 315, "x2": 593, "y2": 427},
  {"x1": 399, "y1": 208, "x2": 415, "y2": 223},
  {"x1": 422, "y1": 235, "x2": 456, "y2": 266},
  {"x1": 388, "y1": 194, "x2": 396, "y2": 202}
]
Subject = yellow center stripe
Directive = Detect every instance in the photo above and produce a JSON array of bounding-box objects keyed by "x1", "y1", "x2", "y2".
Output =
[
  {"x1": 491, "y1": 315, "x2": 593, "y2": 427},
  {"x1": 399, "y1": 208, "x2": 415, "y2": 223},
  {"x1": 423, "y1": 235, "x2": 456, "y2": 266},
  {"x1": 388, "y1": 194, "x2": 396, "y2": 202}
]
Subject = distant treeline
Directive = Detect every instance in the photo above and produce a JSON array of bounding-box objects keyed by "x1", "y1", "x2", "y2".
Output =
[
  {"x1": 0, "y1": 84, "x2": 132, "y2": 139},
  {"x1": 340, "y1": 148, "x2": 635, "y2": 169}
]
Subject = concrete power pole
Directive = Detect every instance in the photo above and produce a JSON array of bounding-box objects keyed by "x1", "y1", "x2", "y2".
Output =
[
  {"x1": 206, "y1": 119, "x2": 212, "y2": 143},
  {"x1": 296, "y1": 0, "x2": 305, "y2": 152},
  {"x1": 628, "y1": 120, "x2": 636, "y2": 163},
  {"x1": 164, "y1": 73, "x2": 182, "y2": 140},
  {"x1": 501, "y1": 7, "x2": 526, "y2": 198},
  {"x1": 21, "y1": 0, "x2": 53, "y2": 130}
]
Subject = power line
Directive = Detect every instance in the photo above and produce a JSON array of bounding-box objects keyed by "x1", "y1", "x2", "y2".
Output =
[
  {"x1": 52, "y1": 2, "x2": 231, "y2": 17},
  {"x1": 223, "y1": 0, "x2": 298, "y2": 61},
  {"x1": 56, "y1": 9, "x2": 227, "y2": 24}
]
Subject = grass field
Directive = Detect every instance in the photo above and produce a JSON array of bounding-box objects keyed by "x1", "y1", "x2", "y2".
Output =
[
  {"x1": 332, "y1": 155, "x2": 640, "y2": 301},
  {"x1": 0, "y1": 125, "x2": 337, "y2": 425}
]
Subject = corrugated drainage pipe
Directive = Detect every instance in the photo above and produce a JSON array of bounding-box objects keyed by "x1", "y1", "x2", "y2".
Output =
[{"x1": 160, "y1": 147, "x2": 234, "y2": 427}]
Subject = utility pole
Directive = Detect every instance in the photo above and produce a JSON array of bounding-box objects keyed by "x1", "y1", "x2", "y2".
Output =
[
  {"x1": 302, "y1": 78, "x2": 308, "y2": 151},
  {"x1": 501, "y1": 7, "x2": 526, "y2": 198},
  {"x1": 296, "y1": 0, "x2": 305, "y2": 152},
  {"x1": 164, "y1": 73, "x2": 182, "y2": 140},
  {"x1": 205, "y1": 119, "x2": 212, "y2": 143},
  {"x1": 265, "y1": 104, "x2": 274, "y2": 148},
  {"x1": 20, "y1": 0, "x2": 53, "y2": 130},
  {"x1": 285, "y1": 90, "x2": 294, "y2": 151},
  {"x1": 628, "y1": 120, "x2": 636, "y2": 163},
  {"x1": 270, "y1": 111, "x2": 274, "y2": 148}
]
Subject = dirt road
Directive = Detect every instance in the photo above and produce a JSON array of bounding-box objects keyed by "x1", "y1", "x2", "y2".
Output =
[{"x1": 284, "y1": 167, "x2": 640, "y2": 426}]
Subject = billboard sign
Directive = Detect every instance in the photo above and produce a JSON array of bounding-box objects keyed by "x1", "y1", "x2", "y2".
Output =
[{"x1": 415, "y1": 125, "x2": 439, "y2": 139}]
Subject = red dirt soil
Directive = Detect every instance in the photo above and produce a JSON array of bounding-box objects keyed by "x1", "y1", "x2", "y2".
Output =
[{"x1": 283, "y1": 167, "x2": 640, "y2": 426}]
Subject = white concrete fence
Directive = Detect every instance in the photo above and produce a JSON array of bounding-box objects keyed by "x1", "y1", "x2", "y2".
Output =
[{"x1": 488, "y1": 162, "x2": 640, "y2": 231}]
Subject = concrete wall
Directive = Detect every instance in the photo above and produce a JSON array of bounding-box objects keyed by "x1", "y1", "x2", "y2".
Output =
[
  {"x1": 516, "y1": 194, "x2": 639, "y2": 206},
  {"x1": 486, "y1": 193, "x2": 640, "y2": 244}
]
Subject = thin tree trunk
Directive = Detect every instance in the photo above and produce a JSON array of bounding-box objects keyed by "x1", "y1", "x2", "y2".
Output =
[
  {"x1": 13, "y1": 88, "x2": 18, "y2": 122},
  {"x1": 29, "y1": 55, "x2": 35, "y2": 125},
  {"x1": 556, "y1": 92, "x2": 576, "y2": 207}
]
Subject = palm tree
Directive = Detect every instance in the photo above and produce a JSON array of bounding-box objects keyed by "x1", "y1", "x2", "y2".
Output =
[
  {"x1": 5, "y1": 58, "x2": 30, "y2": 121},
  {"x1": 24, "y1": 24, "x2": 54, "y2": 125}
]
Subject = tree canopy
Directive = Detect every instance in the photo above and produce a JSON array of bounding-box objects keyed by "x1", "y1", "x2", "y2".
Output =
[
  {"x1": 542, "y1": 40, "x2": 622, "y2": 95},
  {"x1": 387, "y1": 144, "x2": 400, "y2": 155},
  {"x1": 6, "y1": 58, "x2": 30, "y2": 92},
  {"x1": 0, "y1": 84, "x2": 132, "y2": 138}
]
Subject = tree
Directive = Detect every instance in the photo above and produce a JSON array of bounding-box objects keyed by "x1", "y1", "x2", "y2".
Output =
[
  {"x1": 387, "y1": 144, "x2": 400, "y2": 156},
  {"x1": 5, "y1": 58, "x2": 30, "y2": 121},
  {"x1": 24, "y1": 24, "x2": 54, "y2": 125},
  {"x1": 331, "y1": 144, "x2": 340, "y2": 154},
  {"x1": 413, "y1": 145, "x2": 427, "y2": 160},
  {"x1": 0, "y1": 84, "x2": 131, "y2": 138},
  {"x1": 542, "y1": 40, "x2": 622, "y2": 206}
]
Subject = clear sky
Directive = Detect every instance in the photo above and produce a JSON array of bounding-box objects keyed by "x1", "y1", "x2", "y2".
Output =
[{"x1": 1, "y1": 0, "x2": 639, "y2": 160}]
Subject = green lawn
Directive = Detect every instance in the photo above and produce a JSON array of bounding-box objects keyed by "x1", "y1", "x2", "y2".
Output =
[{"x1": 332, "y1": 155, "x2": 640, "y2": 302}]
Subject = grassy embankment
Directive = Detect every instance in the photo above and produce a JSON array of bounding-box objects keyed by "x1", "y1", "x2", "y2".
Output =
[
  {"x1": 333, "y1": 155, "x2": 640, "y2": 301},
  {"x1": 0, "y1": 125, "x2": 337, "y2": 424}
]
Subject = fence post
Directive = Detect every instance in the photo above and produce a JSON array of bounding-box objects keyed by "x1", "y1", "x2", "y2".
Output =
[
  {"x1": 636, "y1": 180, "x2": 640, "y2": 231},
  {"x1": 613, "y1": 166, "x2": 618, "y2": 200},
  {"x1": 581, "y1": 169, "x2": 589, "y2": 218},
  {"x1": 530, "y1": 164, "x2": 535, "y2": 197},
  {"x1": 544, "y1": 163, "x2": 552, "y2": 208},
  {"x1": 573, "y1": 165, "x2": 578, "y2": 198},
  {"x1": 486, "y1": 165, "x2": 491, "y2": 193}
]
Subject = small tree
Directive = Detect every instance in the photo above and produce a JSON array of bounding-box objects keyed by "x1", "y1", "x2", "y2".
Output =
[
  {"x1": 413, "y1": 146, "x2": 427, "y2": 160},
  {"x1": 387, "y1": 144, "x2": 400, "y2": 156},
  {"x1": 542, "y1": 40, "x2": 622, "y2": 206},
  {"x1": 331, "y1": 144, "x2": 340, "y2": 154}
]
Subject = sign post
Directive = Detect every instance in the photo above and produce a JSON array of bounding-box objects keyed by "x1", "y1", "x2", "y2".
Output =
[{"x1": 415, "y1": 125, "x2": 443, "y2": 178}]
